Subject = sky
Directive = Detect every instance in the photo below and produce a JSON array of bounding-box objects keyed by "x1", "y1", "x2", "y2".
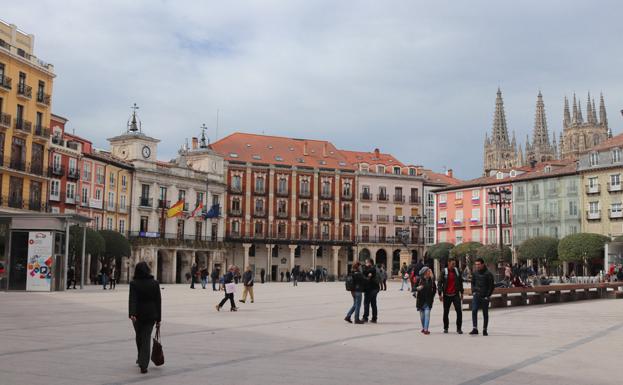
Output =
[{"x1": 4, "y1": 1, "x2": 623, "y2": 179}]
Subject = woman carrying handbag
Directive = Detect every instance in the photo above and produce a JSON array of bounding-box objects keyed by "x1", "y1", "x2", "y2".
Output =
[
  {"x1": 129, "y1": 262, "x2": 162, "y2": 374},
  {"x1": 216, "y1": 265, "x2": 238, "y2": 312}
]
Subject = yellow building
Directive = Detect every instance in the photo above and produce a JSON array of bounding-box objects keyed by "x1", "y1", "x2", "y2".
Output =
[
  {"x1": 579, "y1": 134, "x2": 623, "y2": 237},
  {"x1": 0, "y1": 20, "x2": 55, "y2": 211},
  {"x1": 91, "y1": 150, "x2": 133, "y2": 235}
]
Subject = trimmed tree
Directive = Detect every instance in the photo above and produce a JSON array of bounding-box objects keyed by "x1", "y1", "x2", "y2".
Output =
[
  {"x1": 476, "y1": 244, "x2": 512, "y2": 267},
  {"x1": 68, "y1": 226, "x2": 105, "y2": 280},
  {"x1": 518, "y1": 236, "x2": 559, "y2": 274},
  {"x1": 558, "y1": 233, "x2": 609, "y2": 274},
  {"x1": 427, "y1": 242, "x2": 455, "y2": 264},
  {"x1": 98, "y1": 230, "x2": 131, "y2": 269},
  {"x1": 450, "y1": 241, "x2": 482, "y2": 267}
]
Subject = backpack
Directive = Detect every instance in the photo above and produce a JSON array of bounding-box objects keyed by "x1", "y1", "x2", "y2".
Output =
[
  {"x1": 345, "y1": 273, "x2": 355, "y2": 291},
  {"x1": 372, "y1": 267, "x2": 382, "y2": 285}
]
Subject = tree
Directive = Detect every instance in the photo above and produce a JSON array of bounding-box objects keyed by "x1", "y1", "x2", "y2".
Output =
[
  {"x1": 98, "y1": 230, "x2": 131, "y2": 267},
  {"x1": 558, "y1": 233, "x2": 609, "y2": 264},
  {"x1": 476, "y1": 244, "x2": 512, "y2": 266},
  {"x1": 68, "y1": 226, "x2": 105, "y2": 275},
  {"x1": 450, "y1": 241, "x2": 483, "y2": 266},
  {"x1": 518, "y1": 236, "x2": 559, "y2": 275},
  {"x1": 427, "y1": 242, "x2": 455, "y2": 262}
]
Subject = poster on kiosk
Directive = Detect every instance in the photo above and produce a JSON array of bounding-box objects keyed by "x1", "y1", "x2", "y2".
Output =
[{"x1": 26, "y1": 232, "x2": 54, "y2": 291}]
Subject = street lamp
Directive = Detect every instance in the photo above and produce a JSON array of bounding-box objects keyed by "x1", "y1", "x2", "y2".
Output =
[{"x1": 487, "y1": 186, "x2": 512, "y2": 258}]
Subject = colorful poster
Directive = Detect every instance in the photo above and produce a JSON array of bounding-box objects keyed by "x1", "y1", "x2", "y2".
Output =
[{"x1": 26, "y1": 231, "x2": 54, "y2": 292}]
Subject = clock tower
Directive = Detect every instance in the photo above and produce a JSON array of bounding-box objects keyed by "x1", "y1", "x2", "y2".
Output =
[{"x1": 108, "y1": 103, "x2": 160, "y2": 162}]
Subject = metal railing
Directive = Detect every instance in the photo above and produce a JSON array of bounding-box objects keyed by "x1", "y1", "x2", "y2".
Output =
[
  {"x1": 0, "y1": 74, "x2": 11, "y2": 90},
  {"x1": 394, "y1": 194, "x2": 405, "y2": 203},
  {"x1": 14, "y1": 118, "x2": 32, "y2": 133},
  {"x1": 36, "y1": 92, "x2": 51, "y2": 106},
  {"x1": 360, "y1": 192, "x2": 372, "y2": 201},
  {"x1": 377, "y1": 194, "x2": 389, "y2": 202},
  {"x1": 67, "y1": 168, "x2": 80, "y2": 180},
  {"x1": 17, "y1": 84, "x2": 32, "y2": 98},
  {"x1": 0, "y1": 112, "x2": 10, "y2": 128},
  {"x1": 34, "y1": 125, "x2": 50, "y2": 138},
  {"x1": 139, "y1": 197, "x2": 153, "y2": 208}
]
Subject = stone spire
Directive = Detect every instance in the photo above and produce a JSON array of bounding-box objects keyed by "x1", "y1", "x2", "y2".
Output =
[
  {"x1": 591, "y1": 97, "x2": 598, "y2": 124},
  {"x1": 563, "y1": 96, "x2": 571, "y2": 129},
  {"x1": 577, "y1": 99, "x2": 584, "y2": 123},
  {"x1": 572, "y1": 94, "x2": 579, "y2": 124},
  {"x1": 492, "y1": 88, "x2": 510, "y2": 144},
  {"x1": 532, "y1": 91, "x2": 550, "y2": 149},
  {"x1": 552, "y1": 131, "x2": 558, "y2": 159},
  {"x1": 517, "y1": 143, "x2": 524, "y2": 166},
  {"x1": 599, "y1": 93, "x2": 608, "y2": 130},
  {"x1": 586, "y1": 93, "x2": 595, "y2": 124}
]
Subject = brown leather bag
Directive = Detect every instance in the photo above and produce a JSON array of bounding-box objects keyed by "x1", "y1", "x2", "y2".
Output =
[{"x1": 151, "y1": 325, "x2": 164, "y2": 366}]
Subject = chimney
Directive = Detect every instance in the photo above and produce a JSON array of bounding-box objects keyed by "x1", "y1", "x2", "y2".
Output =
[
  {"x1": 530, "y1": 160, "x2": 537, "y2": 169},
  {"x1": 323, "y1": 142, "x2": 328, "y2": 157},
  {"x1": 191, "y1": 137, "x2": 198, "y2": 150},
  {"x1": 446, "y1": 168, "x2": 453, "y2": 178},
  {"x1": 303, "y1": 141, "x2": 308, "y2": 156},
  {"x1": 374, "y1": 148, "x2": 380, "y2": 159}
]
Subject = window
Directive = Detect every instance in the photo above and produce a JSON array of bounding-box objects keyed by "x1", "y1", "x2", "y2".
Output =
[
  {"x1": 588, "y1": 201, "x2": 599, "y2": 213},
  {"x1": 378, "y1": 186, "x2": 387, "y2": 200},
  {"x1": 487, "y1": 208, "x2": 496, "y2": 225},
  {"x1": 409, "y1": 168, "x2": 416, "y2": 176},
  {"x1": 277, "y1": 222, "x2": 287, "y2": 237},
  {"x1": 96, "y1": 167, "x2": 105, "y2": 184},
  {"x1": 322, "y1": 223, "x2": 330, "y2": 238},
  {"x1": 455, "y1": 191, "x2": 463, "y2": 200},
  {"x1": 52, "y1": 154, "x2": 61, "y2": 172},
  {"x1": 343, "y1": 203, "x2": 351, "y2": 218},
  {"x1": 471, "y1": 208, "x2": 480, "y2": 222},
  {"x1": 515, "y1": 185, "x2": 524, "y2": 198},
  {"x1": 278, "y1": 177, "x2": 287, "y2": 194},
  {"x1": 439, "y1": 194, "x2": 447, "y2": 204},
  {"x1": 108, "y1": 192, "x2": 115, "y2": 209},
  {"x1": 393, "y1": 166, "x2": 401, "y2": 175},
  {"x1": 212, "y1": 194, "x2": 220, "y2": 206},
  {"x1": 109, "y1": 172, "x2": 115, "y2": 186},
  {"x1": 300, "y1": 223, "x2": 309, "y2": 238},
  {"x1": 107, "y1": 217, "x2": 113, "y2": 230},
  {"x1": 196, "y1": 191, "x2": 204, "y2": 207},
  {"x1": 120, "y1": 195, "x2": 126, "y2": 209},
  {"x1": 471, "y1": 229, "x2": 481, "y2": 242},
  {"x1": 254, "y1": 221, "x2": 263, "y2": 236},
  {"x1": 611, "y1": 202, "x2": 622, "y2": 213},
  {"x1": 322, "y1": 180, "x2": 331, "y2": 196},
  {"x1": 342, "y1": 224, "x2": 351, "y2": 238},
  {"x1": 50, "y1": 179, "x2": 60, "y2": 200},
  {"x1": 232, "y1": 197, "x2": 241, "y2": 212},
  {"x1": 611, "y1": 174, "x2": 620, "y2": 187},
  {"x1": 471, "y1": 190, "x2": 480, "y2": 200},
  {"x1": 439, "y1": 231, "x2": 447, "y2": 242},
  {"x1": 487, "y1": 229, "x2": 496, "y2": 244},
  {"x1": 589, "y1": 152, "x2": 599, "y2": 166},
  {"x1": 83, "y1": 163, "x2": 91, "y2": 181},
  {"x1": 588, "y1": 177, "x2": 598, "y2": 189},
  {"x1": 568, "y1": 179, "x2": 578, "y2": 193},
  {"x1": 119, "y1": 219, "x2": 125, "y2": 234},
  {"x1": 377, "y1": 165, "x2": 385, "y2": 174},
  {"x1": 438, "y1": 210, "x2": 447, "y2": 225},
  {"x1": 502, "y1": 207, "x2": 510, "y2": 224},
  {"x1": 342, "y1": 181, "x2": 351, "y2": 197},
  {"x1": 255, "y1": 176, "x2": 265, "y2": 193},
  {"x1": 232, "y1": 220, "x2": 240, "y2": 235},
  {"x1": 95, "y1": 188, "x2": 102, "y2": 201},
  {"x1": 66, "y1": 183, "x2": 76, "y2": 202},
  {"x1": 613, "y1": 149, "x2": 621, "y2": 163},
  {"x1": 503, "y1": 229, "x2": 511, "y2": 244},
  {"x1": 232, "y1": 175, "x2": 242, "y2": 190},
  {"x1": 255, "y1": 199, "x2": 264, "y2": 213},
  {"x1": 140, "y1": 216, "x2": 148, "y2": 232},
  {"x1": 81, "y1": 186, "x2": 89, "y2": 205},
  {"x1": 68, "y1": 158, "x2": 77, "y2": 174},
  {"x1": 121, "y1": 175, "x2": 127, "y2": 189},
  {"x1": 454, "y1": 210, "x2": 464, "y2": 223},
  {"x1": 178, "y1": 189, "x2": 186, "y2": 202},
  {"x1": 455, "y1": 230, "x2": 463, "y2": 245},
  {"x1": 300, "y1": 179, "x2": 310, "y2": 194},
  {"x1": 427, "y1": 192, "x2": 434, "y2": 207},
  {"x1": 531, "y1": 184, "x2": 539, "y2": 197},
  {"x1": 321, "y1": 202, "x2": 331, "y2": 217},
  {"x1": 300, "y1": 201, "x2": 309, "y2": 216},
  {"x1": 277, "y1": 199, "x2": 287, "y2": 215},
  {"x1": 94, "y1": 216, "x2": 101, "y2": 230},
  {"x1": 531, "y1": 204, "x2": 540, "y2": 219},
  {"x1": 362, "y1": 185, "x2": 371, "y2": 199},
  {"x1": 568, "y1": 201, "x2": 578, "y2": 216}
]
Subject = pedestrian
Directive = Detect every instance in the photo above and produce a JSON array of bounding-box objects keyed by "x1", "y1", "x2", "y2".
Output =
[
  {"x1": 260, "y1": 268, "x2": 266, "y2": 284},
  {"x1": 200, "y1": 266, "x2": 208, "y2": 289},
  {"x1": 216, "y1": 265, "x2": 238, "y2": 312},
  {"x1": 438, "y1": 257, "x2": 463, "y2": 334},
  {"x1": 211, "y1": 268, "x2": 220, "y2": 291},
  {"x1": 128, "y1": 261, "x2": 161, "y2": 374},
  {"x1": 109, "y1": 265, "x2": 117, "y2": 290},
  {"x1": 280, "y1": 271, "x2": 284, "y2": 282},
  {"x1": 415, "y1": 266, "x2": 436, "y2": 335},
  {"x1": 315, "y1": 267, "x2": 322, "y2": 283},
  {"x1": 292, "y1": 266, "x2": 299, "y2": 286},
  {"x1": 101, "y1": 264, "x2": 109, "y2": 290},
  {"x1": 345, "y1": 261, "x2": 365, "y2": 324},
  {"x1": 469, "y1": 258, "x2": 495, "y2": 336},
  {"x1": 362, "y1": 259, "x2": 380, "y2": 323},
  {"x1": 400, "y1": 262, "x2": 409, "y2": 291},
  {"x1": 67, "y1": 266, "x2": 77, "y2": 290},
  {"x1": 239, "y1": 266, "x2": 255, "y2": 303},
  {"x1": 286, "y1": 271, "x2": 291, "y2": 282},
  {"x1": 190, "y1": 263, "x2": 198, "y2": 289}
]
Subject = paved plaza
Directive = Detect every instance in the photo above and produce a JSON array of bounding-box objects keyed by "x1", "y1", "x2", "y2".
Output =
[{"x1": 0, "y1": 282, "x2": 621, "y2": 385}]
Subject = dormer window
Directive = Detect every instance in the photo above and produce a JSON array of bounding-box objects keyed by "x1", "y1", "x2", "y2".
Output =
[
  {"x1": 613, "y1": 148, "x2": 621, "y2": 163},
  {"x1": 496, "y1": 172, "x2": 503, "y2": 179},
  {"x1": 589, "y1": 152, "x2": 599, "y2": 167},
  {"x1": 393, "y1": 167, "x2": 401, "y2": 175},
  {"x1": 377, "y1": 165, "x2": 385, "y2": 174},
  {"x1": 409, "y1": 168, "x2": 416, "y2": 176},
  {"x1": 543, "y1": 166, "x2": 551, "y2": 173}
]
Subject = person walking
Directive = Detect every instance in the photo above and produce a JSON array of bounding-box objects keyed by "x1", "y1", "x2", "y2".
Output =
[
  {"x1": 470, "y1": 258, "x2": 495, "y2": 336},
  {"x1": 362, "y1": 259, "x2": 380, "y2": 323},
  {"x1": 286, "y1": 270, "x2": 291, "y2": 282},
  {"x1": 216, "y1": 265, "x2": 238, "y2": 312},
  {"x1": 345, "y1": 261, "x2": 365, "y2": 324},
  {"x1": 415, "y1": 266, "x2": 436, "y2": 335},
  {"x1": 101, "y1": 264, "x2": 109, "y2": 290},
  {"x1": 109, "y1": 265, "x2": 117, "y2": 290},
  {"x1": 280, "y1": 271, "x2": 284, "y2": 282},
  {"x1": 400, "y1": 262, "x2": 409, "y2": 291},
  {"x1": 438, "y1": 257, "x2": 464, "y2": 334},
  {"x1": 239, "y1": 266, "x2": 255, "y2": 303},
  {"x1": 378, "y1": 264, "x2": 387, "y2": 291},
  {"x1": 128, "y1": 261, "x2": 161, "y2": 374},
  {"x1": 260, "y1": 268, "x2": 266, "y2": 284},
  {"x1": 292, "y1": 266, "x2": 299, "y2": 287},
  {"x1": 200, "y1": 266, "x2": 208, "y2": 289},
  {"x1": 67, "y1": 266, "x2": 77, "y2": 290},
  {"x1": 211, "y1": 268, "x2": 220, "y2": 291},
  {"x1": 190, "y1": 263, "x2": 198, "y2": 289}
]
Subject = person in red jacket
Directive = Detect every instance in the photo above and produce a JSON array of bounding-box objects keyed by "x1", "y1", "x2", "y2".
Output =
[{"x1": 438, "y1": 257, "x2": 464, "y2": 334}]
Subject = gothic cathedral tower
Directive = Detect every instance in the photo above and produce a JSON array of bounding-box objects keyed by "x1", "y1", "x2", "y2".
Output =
[
  {"x1": 559, "y1": 93, "x2": 610, "y2": 159},
  {"x1": 526, "y1": 91, "x2": 556, "y2": 163},
  {"x1": 483, "y1": 88, "x2": 521, "y2": 174}
]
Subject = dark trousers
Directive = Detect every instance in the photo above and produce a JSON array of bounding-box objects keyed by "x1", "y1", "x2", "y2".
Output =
[
  {"x1": 261, "y1": 274, "x2": 265, "y2": 283},
  {"x1": 218, "y1": 292, "x2": 235, "y2": 309},
  {"x1": 443, "y1": 294, "x2": 463, "y2": 331},
  {"x1": 190, "y1": 275, "x2": 195, "y2": 288},
  {"x1": 133, "y1": 320, "x2": 155, "y2": 370},
  {"x1": 380, "y1": 280, "x2": 387, "y2": 291},
  {"x1": 66, "y1": 279, "x2": 76, "y2": 289},
  {"x1": 212, "y1": 280, "x2": 217, "y2": 290},
  {"x1": 109, "y1": 278, "x2": 116, "y2": 290},
  {"x1": 472, "y1": 295, "x2": 490, "y2": 330},
  {"x1": 363, "y1": 289, "x2": 379, "y2": 321}
]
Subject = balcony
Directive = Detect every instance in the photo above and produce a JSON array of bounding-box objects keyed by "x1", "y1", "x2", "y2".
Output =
[
  {"x1": 341, "y1": 191, "x2": 353, "y2": 200},
  {"x1": 320, "y1": 191, "x2": 333, "y2": 200},
  {"x1": 360, "y1": 192, "x2": 372, "y2": 201},
  {"x1": 119, "y1": 204, "x2": 129, "y2": 213},
  {"x1": 394, "y1": 195, "x2": 405, "y2": 203},
  {"x1": 17, "y1": 84, "x2": 32, "y2": 99},
  {"x1": 14, "y1": 119, "x2": 32, "y2": 134},
  {"x1": 33, "y1": 125, "x2": 50, "y2": 139},
  {"x1": 342, "y1": 213, "x2": 353, "y2": 221},
  {"x1": 276, "y1": 189, "x2": 289, "y2": 197},
  {"x1": 253, "y1": 210, "x2": 267, "y2": 218},
  {"x1": 276, "y1": 211, "x2": 289, "y2": 219},
  {"x1": 229, "y1": 209, "x2": 242, "y2": 217},
  {"x1": 377, "y1": 194, "x2": 389, "y2": 202},
  {"x1": 30, "y1": 163, "x2": 44, "y2": 176},
  {"x1": 9, "y1": 158, "x2": 26, "y2": 172},
  {"x1": 452, "y1": 219, "x2": 464, "y2": 226},
  {"x1": 393, "y1": 215, "x2": 406, "y2": 223},
  {"x1": 228, "y1": 186, "x2": 243, "y2": 194},
  {"x1": 67, "y1": 168, "x2": 80, "y2": 180},
  {"x1": 105, "y1": 201, "x2": 117, "y2": 211},
  {"x1": 28, "y1": 200, "x2": 45, "y2": 212},
  {"x1": 8, "y1": 196, "x2": 23, "y2": 209},
  {"x1": 297, "y1": 212, "x2": 310, "y2": 220},
  {"x1": 0, "y1": 112, "x2": 10, "y2": 129},
  {"x1": 609, "y1": 209, "x2": 623, "y2": 219},
  {"x1": 607, "y1": 183, "x2": 622, "y2": 193},
  {"x1": 36, "y1": 92, "x2": 51, "y2": 107},
  {"x1": 409, "y1": 195, "x2": 421, "y2": 204},
  {"x1": 157, "y1": 199, "x2": 170, "y2": 209},
  {"x1": 50, "y1": 165, "x2": 65, "y2": 177},
  {"x1": 320, "y1": 213, "x2": 333, "y2": 221},
  {"x1": 0, "y1": 74, "x2": 11, "y2": 90},
  {"x1": 586, "y1": 210, "x2": 601, "y2": 220},
  {"x1": 377, "y1": 214, "x2": 390, "y2": 223},
  {"x1": 139, "y1": 197, "x2": 153, "y2": 208},
  {"x1": 299, "y1": 190, "x2": 311, "y2": 198},
  {"x1": 253, "y1": 188, "x2": 267, "y2": 196},
  {"x1": 359, "y1": 214, "x2": 373, "y2": 222},
  {"x1": 586, "y1": 184, "x2": 601, "y2": 194},
  {"x1": 469, "y1": 218, "x2": 481, "y2": 226}
]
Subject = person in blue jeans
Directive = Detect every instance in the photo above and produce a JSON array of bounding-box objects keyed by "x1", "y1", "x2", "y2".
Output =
[
  {"x1": 399, "y1": 262, "x2": 409, "y2": 290},
  {"x1": 470, "y1": 258, "x2": 495, "y2": 336},
  {"x1": 362, "y1": 259, "x2": 380, "y2": 323},
  {"x1": 415, "y1": 266, "x2": 436, "y2": 334},
  {"x1": 345, "y1": 262, "x2": 366, "y2": 324},
  {"x1": 101, "y1": 265, "x2": 108, "y2": 290}
]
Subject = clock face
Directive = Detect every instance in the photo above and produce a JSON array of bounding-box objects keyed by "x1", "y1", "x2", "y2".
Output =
[{"x1": 142, "y1": 146, "x2": 151, "y2": 159}]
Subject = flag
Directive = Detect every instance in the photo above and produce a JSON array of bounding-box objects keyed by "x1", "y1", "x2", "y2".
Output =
[
  {"x1": 190, "y1": 202, "x2": 204, "y2": 218},
  {"x1": 167, "y1": 200, "x2": 184, "y2": 218},
  {"x1": 204, "y1": 204, "x2": 221, "y2": 219}
]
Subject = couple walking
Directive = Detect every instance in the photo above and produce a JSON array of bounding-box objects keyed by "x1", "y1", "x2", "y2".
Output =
[
  {"x1": 344, "y1": 258, "x2": 380, "y2": 324},
  {"x1": 215, "y1": 265, "x2": 256, "y2": 311}
]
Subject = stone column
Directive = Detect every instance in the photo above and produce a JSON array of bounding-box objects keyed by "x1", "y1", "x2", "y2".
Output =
[
  {"x1": 289, "y1": 244, "x2": 297, "y2": 271},
  {"x1": 243, "y1": 243, "x2": 252, "y2": 269},
  {"x1": 266, "y1": 244, "x2": 273, "y2": 282},
  {"x1": 332, "y1": 246, "x2": 340, "y2": 276},
  {"x1": 310, "y1": 245, "x2": 318, "y2": 270},
  {"x1": 171, "y1": 249, "x2": 177, "y2": 284}
]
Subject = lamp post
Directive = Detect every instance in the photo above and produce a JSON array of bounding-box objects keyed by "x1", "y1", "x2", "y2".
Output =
[{"x1": 487, "y1": 186, "x2": 512, "y2": 262}]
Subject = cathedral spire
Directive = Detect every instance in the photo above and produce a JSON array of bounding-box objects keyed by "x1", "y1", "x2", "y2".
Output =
[
  {"x1": 491, "y1": 88, "x2": 510, "y2": 145},
  {"x1": 552, "y1": 131, "x2": 558, "y2": 159},
  {"x1": 572, "y1": 94, "x2": 579, "y2": 124},
  {"x1": 532, "y1": 91, "x2": 550, "y2": 148},
  {"x1": 591, "y1": 97, "x2": 598, "y2": 124},
  {"x1": 563, "y1": 96, "x2": 571, "y2": 129},
  {"x1": 586, "y1": 93, "x2": 595, "y2": 124},
  {"x1": 577, "y1": 99, "x2": 584, "y2": 123},
  {"x1": 599, "y1": 93, "x2": 608, "y2": 130}
]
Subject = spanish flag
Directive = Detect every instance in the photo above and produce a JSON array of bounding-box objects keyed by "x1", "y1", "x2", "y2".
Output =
[{"x1": 167, "y1": 200, "x2": 184, "y2": 218}]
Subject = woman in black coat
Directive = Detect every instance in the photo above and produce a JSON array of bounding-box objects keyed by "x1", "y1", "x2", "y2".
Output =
[
  {"x1": 415, "y1": 267, "x2": 436, "y2": 335},
  {"x1": 215, "y1": 265, "x2": 238, "y2": 312},
  {"x1": 129, "y1": 262, "x2": 161, "y2": 374}
]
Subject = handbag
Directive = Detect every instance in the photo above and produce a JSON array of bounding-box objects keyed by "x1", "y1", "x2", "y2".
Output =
[
  {"x1": 151, "y1": 324, "x2": 164, "y2": 366},
  {"x1": 225, "y1": 282, "x2": 236, "y2": 294}
]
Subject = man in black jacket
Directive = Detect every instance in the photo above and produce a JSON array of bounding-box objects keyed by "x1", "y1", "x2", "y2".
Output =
[
  {"x1": 211, "y1": 268, "x2": 220, "y2": 291},
  {"x1": 362, "y1": 258, "x2": 380, "y2": 323},
  {"x1": 470, "y1": 258, "x2": 495, "y2": 336},
  {"x1": 190, "y1": 263, "x2": 198, "y2": 289},
  {"x1": 438, "y1": 257, "x2": 464, "y2": 334},
  {"x1": 239, "y1": 266, "x2": 255, "y2": 303},
  {"x1": 129, "y1": 262, "x2": 161, "y2": 374}
]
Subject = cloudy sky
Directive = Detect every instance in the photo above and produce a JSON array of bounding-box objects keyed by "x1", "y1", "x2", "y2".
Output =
[{"x1": 4, "y1": 1, "x2": 623, "y2": 179}]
